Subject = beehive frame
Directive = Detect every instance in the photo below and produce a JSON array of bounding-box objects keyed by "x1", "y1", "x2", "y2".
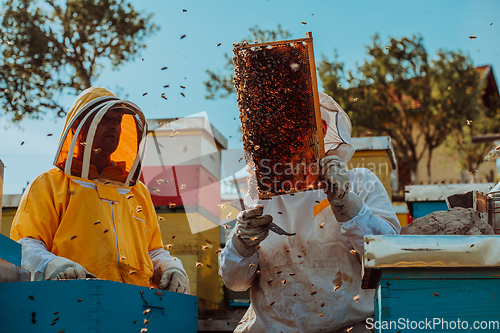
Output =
[{"x1": 233, "y1": 32, "x2": 325, "y2": 199}]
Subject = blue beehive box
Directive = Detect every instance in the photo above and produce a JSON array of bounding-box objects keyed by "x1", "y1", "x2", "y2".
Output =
[
  {"x1": 363, "y1": 235, "x2": 500, "y2": 333},
  {"x1": 0, "y1": 233, "x2": 22, "y2": 267},
  {"x1": 0, "y1": 279, "x2": 198, "y2": 332}
]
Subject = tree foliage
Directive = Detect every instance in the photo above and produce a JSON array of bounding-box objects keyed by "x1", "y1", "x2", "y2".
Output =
[
  {"x1": 204, "y1": 25, "x2": 290, "y2": 99},
  {"x1": 0, "y1": 0, "x2": 158, "y2": 122},
  {"x1": 318, "y1": 34, "x2": 497, "y2": 186}
]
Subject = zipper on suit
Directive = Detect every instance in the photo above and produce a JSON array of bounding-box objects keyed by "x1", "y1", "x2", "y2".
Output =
[{"x1": 108, "y1": 201, "x2": 121, "y2": 267}]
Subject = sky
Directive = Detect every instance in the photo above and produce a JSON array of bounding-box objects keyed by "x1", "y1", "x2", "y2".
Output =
[{"x1": 1, "y1": 0, "x2": 500, "y2": 195}]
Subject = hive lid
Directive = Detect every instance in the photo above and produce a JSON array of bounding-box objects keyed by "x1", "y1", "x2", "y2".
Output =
[{"x1": 362, "y1": 235, "x2": 500, "y2": 288}]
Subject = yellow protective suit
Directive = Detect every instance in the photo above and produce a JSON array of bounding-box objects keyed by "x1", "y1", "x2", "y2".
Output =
[{"x1": 10, "y1": 87, "x2": 172, "y2": 288}]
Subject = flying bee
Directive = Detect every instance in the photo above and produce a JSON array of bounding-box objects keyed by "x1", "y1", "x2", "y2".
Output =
[{"x1": 195, "y1": 262, "x2": 202, "y2": 267}]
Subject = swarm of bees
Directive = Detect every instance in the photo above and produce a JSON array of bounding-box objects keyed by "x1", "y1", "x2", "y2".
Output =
[{"x1": 233, "y1": 37, "x2": 322, "y2": 199}]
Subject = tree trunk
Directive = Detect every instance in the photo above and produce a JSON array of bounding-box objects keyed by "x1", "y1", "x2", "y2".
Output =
[{"x1": 427, "y1": 149, "x2": 433, "y2": 184}]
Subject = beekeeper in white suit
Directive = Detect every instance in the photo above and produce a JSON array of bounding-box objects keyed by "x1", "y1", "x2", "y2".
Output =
[{"x1": 218, "y1": 92, "x2": 400, "y2": 333}]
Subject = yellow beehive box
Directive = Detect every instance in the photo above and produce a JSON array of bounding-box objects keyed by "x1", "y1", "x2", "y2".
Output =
[
  {"x1": 347, "y1": 136, "x2": 397, "y2": 200},
  {"x1": 157, "y1": 210, "x2": 221, "y2": 309}
]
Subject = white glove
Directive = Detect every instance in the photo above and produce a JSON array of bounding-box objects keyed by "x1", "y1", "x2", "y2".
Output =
[
  {"x1": 233, "y1": 204, "x2": 272, "y2": 257},
  {"x1": 43, "y1": 257, "x2": 96, "y2": 280},
  {"x1": 158, "y1": 261, "x2": 190, "y2": 294},
  {"x1": 320, "y1": 156, "x2": 351, "y2": 200},
  {"x1": 320, "y1": 156, "x2": 363, "y2": 222}
]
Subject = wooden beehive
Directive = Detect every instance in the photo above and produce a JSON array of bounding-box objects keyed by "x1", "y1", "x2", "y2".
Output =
[{"x1": 233, "y1": 32, "x2": 324, "y2": 199}]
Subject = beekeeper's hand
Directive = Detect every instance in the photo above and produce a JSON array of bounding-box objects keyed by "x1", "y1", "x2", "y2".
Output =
[
  {"x1": 320, "y1": 156, "x2": 351, "y2": 200},
  {"x1": 44, "y1": 257, "x2": 96, "y2": 280},
  {"x1": 158, "y1": 261, "x2": 190, "y2": 294},
  {"x1": 233, "y1": 204, "x2": 272, "y2": 257},
  {"x1": 320, "y1": 156, "x2": 363, "y2": 222}
]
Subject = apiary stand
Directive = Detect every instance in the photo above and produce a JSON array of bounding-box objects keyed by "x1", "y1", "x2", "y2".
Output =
[
  {"x1": 0, "y1": 279, "x2": 198, "y2": 332},
  {"x1": 362, "y1": 235, "x2": 500, "y2": 333}
]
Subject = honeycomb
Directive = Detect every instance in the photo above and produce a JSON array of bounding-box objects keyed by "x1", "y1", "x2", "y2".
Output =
[{"x1": 233, "y1": 36, "x2": 324, "y2": 199}]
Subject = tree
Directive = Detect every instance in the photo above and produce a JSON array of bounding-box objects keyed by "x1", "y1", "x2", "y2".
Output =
[
  {"x1": 442, "y1": 74, "x2": 500, "y2": 183},
  {"x1": 204, "y1": 25, "x2": 290, "y2": 100},
  {"x1": 318, "y1": 34, "x2": 491, "y2": 187},
  {"x1": 0, "y1": 0, "x2": 158, "y2": 122}
]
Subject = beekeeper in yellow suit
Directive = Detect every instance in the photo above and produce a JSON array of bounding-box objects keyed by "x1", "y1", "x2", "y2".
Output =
[
  {"x1": 10, "y1": 87, "x2": 189, "y2": 293},
  {"x1": 219, "y1": 93, "x2": 400, "y2": 332}
]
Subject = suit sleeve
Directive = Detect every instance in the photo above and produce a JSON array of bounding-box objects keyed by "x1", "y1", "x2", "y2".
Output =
[
  {"x1": 341, "y1": 168, "x2": 400, "y2": 255},
  {"x1": 218, "y1": 228, "x2": 260, "y2": 292}
]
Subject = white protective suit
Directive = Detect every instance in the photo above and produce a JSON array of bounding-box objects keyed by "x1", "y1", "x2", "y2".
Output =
[{"x1": 219, "y1": 93, "x2": 400, "y2": 332}]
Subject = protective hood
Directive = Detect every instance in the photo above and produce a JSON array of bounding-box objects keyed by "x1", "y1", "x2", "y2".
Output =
[
  {"x1": 319, "y1": 92, "x2": 354, "y2": 163},
  {"x1": 54, "y1": 87, "x2": 147, "y2": 186}
]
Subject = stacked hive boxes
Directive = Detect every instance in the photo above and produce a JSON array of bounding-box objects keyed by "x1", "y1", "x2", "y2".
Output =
[{"x1": 142, "y1": 117, "x2": 227, "y2": 309}]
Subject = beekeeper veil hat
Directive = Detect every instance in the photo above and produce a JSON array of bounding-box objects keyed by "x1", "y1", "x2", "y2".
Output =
[{"x1": 319, "y1": 92, "x2": 354, "y2": 163}]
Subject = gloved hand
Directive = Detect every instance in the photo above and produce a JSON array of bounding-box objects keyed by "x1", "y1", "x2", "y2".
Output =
[
  {"x1": 320, "y1": 156, "x2": 363, "y2": 222},
  {"x1": 158, "y1": 261, "x2": 190, "y2": 294},
  {"x1": 44, "y1": 257, "x2": 96, "y2": 280},
  {"x1": 233, "y1": 204, "x2": 273, "y2": 257},
  {"x1": 320, "y1": 156, "x2": 351, "y2": 200}
]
